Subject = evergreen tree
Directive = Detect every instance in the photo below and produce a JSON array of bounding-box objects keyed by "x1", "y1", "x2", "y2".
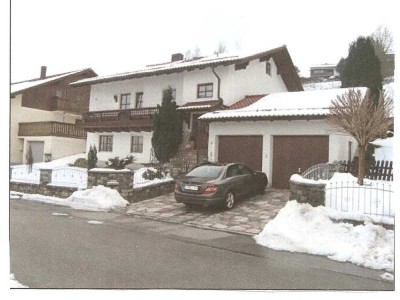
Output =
[
  {"x1": 87, "y1": 144, "x2": 98, "y2": 169},
  {"x1": 151, "y1": 87, "x2": 183, "y2": 163},
  {"x1": 25, "y1": 144, "x2": 33, "y2": 173},
  {"x1": 340, "y1": 36, "x2": 382, "y2": 104}
]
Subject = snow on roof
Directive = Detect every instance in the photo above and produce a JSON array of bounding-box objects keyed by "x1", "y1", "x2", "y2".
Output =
[
  {"x1": 200, "y1": 87, "x2": 368, "y2": 121},
  {"x1": 72, "y1": 45, "x2": 288, "y2": 86},
  {"x1": 11, "y1": 69, "x2": 90, "y2": 94},
  {"x1": 310, "y1": 64, "x2": 337, "y2": 69}
]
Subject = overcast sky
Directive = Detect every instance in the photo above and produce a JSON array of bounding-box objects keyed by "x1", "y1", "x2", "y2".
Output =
[{"x1": 10, "y1": 0, "x2": 396, "y2": 82}]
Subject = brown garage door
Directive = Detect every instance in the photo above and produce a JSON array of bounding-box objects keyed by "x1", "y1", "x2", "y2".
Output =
[
  {"x1": 218, "y1": 136, "x2": 263, "y2": 171},
  {"x1": 272, "y1": 135, "x2": 329, "y2": 188}
]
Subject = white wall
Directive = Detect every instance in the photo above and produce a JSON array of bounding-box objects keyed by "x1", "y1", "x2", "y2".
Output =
[
  {"x1": 86, "y1": 131, "x2": 153, "y2": 163},
  {"x1": 89, "y1": 58, "x2": 290, "y2": 111},
  {"x1": 89, "y1": 73, "x2": 184, "y2": 111},
  {"x1": 21, "y1": 136, "x2": 86, "y2": 163},
  {"x1": 208, "y1": 119, "x2": 357, "y2": 185}
]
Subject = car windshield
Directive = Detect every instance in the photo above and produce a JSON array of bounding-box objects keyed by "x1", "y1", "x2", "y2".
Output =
[{"x1": 186, "y1": 165, "x2": 224, "y2": 178}]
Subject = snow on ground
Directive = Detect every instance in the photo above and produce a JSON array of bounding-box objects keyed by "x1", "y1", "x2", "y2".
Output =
[
  {"x1": 303, "y1": 80, "x2": 342, "y2": 91},
  {"x1": 254, "y1": 201, "x2": 394, "y2": 272},
  {"x1": 10, "y1": 274, "x2": 28, "y2": 288},
  {"x1": 11, "y1": 185, "x2": 129, "y2": 212},
  {"x1": 380, "y1": 272, "x2": 394, "y2": 281},
  {"x1": 87, "y1": 220, "x2": 104, "y2": 225},
  {"x1": 133, "y1": 167, "x2": 174, "y2": 189},
  {"x1": 12, "y1": 153, "x2": 86, "y2": 169},
  {"x1": 325, "y1": 173, "x2": 394, "y2": 225}
]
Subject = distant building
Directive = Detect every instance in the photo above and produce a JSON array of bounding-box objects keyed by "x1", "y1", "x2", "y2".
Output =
[{"x1": 309, "y1": 64, "x2": 339, "y2": 80}]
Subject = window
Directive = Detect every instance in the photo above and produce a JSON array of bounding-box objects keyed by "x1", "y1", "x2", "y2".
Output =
[
  {"x1": 99, "y1": 135, "x2": 113, "y2": 152},
  {"x1": 131, "y1": 136, "x2": 143, "y2": 153},
  {"x1": 197, "y1": 83, "x2": 213, "y2": 98},
  {"x1": 266, "y1": 62, "x2": 271, "y2": 75},
  {"x1": 120, "y1": 93, "x2": 131, "y2": 109},
  {"x1": 226, "y1": 165, "x2": 241, "y2": 178},
  {"x1": 135, "y1": 92, "x2": 144, "y2": 108},
  {"x1": 163, "y1": 88, "x2": 176, "y2": 101}
]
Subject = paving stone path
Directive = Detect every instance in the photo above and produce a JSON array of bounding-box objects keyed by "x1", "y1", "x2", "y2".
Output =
[{"x1": 126, "y1": 189, "x2": 290, "y2": 236}]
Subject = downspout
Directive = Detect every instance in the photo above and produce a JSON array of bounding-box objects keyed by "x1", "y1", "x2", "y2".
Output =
[{"x1": 211, "y1": 66, "x2": 223, "y2": 104}]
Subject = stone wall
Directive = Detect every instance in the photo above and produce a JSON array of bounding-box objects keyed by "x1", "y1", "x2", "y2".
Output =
[
  {"x1": 289, "y1": 179, "x2": 326, "y2": 207},
  {"x1": 10, "y1": 182, "x2": 77, "y2": 198},
  {"x1": 10, "y1": 167, "x2": 175, "y2": 204}
]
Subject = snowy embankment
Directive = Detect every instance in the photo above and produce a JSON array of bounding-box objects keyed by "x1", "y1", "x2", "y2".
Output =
[
  {"x1": 10, "y1": 185, "x2": 129, "y2": 212},
  {"x1": 133, "y1": 167, "x2": 174, "y2": 189},
  {"x1": 254, "y1": 201, "x2": 394, "y2": 272}
]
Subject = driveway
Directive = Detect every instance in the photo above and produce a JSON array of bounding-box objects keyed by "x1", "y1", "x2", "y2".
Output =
[{"x1": 126, "y1": 189, "x2": 290, "y2": 236}]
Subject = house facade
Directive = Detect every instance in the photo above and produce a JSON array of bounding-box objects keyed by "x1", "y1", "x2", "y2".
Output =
[
  {"x1": 310, "y1": 64, "x2": 339, "y2": 79},
  {"x1": 72, "y1": 46, "x2": 303, "y2": 163},
  {"x1": 200, "y1": 88, "x2": 365, "y2": 188},
  {"x1": 10, "y1": 67, "x2": 97, "y2": 164}
]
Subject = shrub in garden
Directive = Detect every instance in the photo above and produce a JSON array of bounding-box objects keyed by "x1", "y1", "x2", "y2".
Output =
[{"x1": 106, "y1": 155, "x2": 135, "y2": 170}]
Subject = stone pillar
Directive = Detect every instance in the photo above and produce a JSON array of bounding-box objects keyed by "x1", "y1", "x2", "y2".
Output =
[
  {"x1": 87, "y1": 169, "x2": 134, "y2": 193},
  {"x1": 40, "y1": 168, "x2": 53, "y2": 185},
  {"x1": 289, "y1": 179, "x2": 326, "y2": 207}
]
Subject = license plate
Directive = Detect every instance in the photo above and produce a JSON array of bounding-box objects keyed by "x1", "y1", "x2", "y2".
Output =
[{"x1": 184, "y1": 185, "x2": 199, "y2": 191}]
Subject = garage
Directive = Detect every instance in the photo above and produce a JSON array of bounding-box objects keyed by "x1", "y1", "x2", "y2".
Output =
[
  {"x1": 218, "y1": 135, "x2": 263, "y2": 171},
  {"x1": 272, "y1": 135, "x2": 329, "y2": 188}
]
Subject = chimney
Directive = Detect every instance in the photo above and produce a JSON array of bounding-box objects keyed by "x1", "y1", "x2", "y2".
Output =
[
  {"x1": 171, "y1": 53, "x2": 184, "y2": 62},
  {"x1": 40, "y1": 66, "x2": 47, "y2": 79}
]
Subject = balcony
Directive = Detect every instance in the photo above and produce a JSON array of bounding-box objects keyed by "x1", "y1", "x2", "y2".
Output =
[
  {"x1": 79, "y1": 107, "x2": 159, "y2": 132},
  {"x1": 18, "y1": 121, "x2": 86, "y2": 139},
  {"x1": 50, "y1": 98, "x2": 88, "y2": 114}
]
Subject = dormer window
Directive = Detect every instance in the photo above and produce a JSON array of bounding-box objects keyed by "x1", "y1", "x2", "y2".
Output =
[
  {"x1": 266, "y1": 62, "x2": 271, "y2": 76},
  {"x1": 197, "y1": 83, "x2": 213, "y2": 98}
]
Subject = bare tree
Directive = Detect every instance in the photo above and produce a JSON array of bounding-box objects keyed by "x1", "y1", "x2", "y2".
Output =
[
  {"x1": 215, "y1": 41, "x2": 227, "y2": 55},
  {"x1": 371, "y1": 26, "x2": 393, "y2": 54},
  {"x1": 328, "y1": 89, "x2": 393, "y2": 185}
]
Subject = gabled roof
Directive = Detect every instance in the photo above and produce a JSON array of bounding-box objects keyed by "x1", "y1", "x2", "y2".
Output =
[
  {"x1": 229, "y1": 94, "x2": 266, "y2": 110},
  {"x1": 200, "y1": 87, "x2": 368, "y2": 121},
  {"x1": 71, "y1": 46, "x2": 303, "y2": 92},
  {"x1": 11, "y1": 68, "x2": 96, "y2": 96}
]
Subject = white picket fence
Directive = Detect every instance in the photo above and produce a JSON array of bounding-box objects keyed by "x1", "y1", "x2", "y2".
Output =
[
  {"x1": 51, "y1": 166, "x2": 88, "y2": 189},
  {"x1": 10, "y1": 165, "x2": 40, "y2": 184}
]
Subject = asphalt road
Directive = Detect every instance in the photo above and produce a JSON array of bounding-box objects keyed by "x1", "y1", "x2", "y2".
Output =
[{"x1": 10, "y1": 199, "x2": 394, "y2": 290}]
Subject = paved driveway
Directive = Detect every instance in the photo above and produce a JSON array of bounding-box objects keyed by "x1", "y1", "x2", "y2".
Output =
[{"x1": 126, "y1": 189, "x2": 290, "y2": 236}]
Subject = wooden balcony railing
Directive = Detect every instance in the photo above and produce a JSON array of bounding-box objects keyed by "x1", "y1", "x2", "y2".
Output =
[
  {"x1": 18, "y1": 121, "x2": 86, "y2": 139},
  {"x1": 79, "y1": 107, "x2": 159, "y2": 132}
]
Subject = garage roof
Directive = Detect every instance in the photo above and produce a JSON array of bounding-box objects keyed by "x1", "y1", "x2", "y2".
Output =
[{"x1": 199, "y1": 87, "x2": 368, "y2": 121}]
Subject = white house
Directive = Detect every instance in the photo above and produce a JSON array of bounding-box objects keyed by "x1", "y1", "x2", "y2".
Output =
[
  {"x1": 200, "y1": 88, "x2": 367, "y2": 188},
  {"x1": 71, "y1": 46, "x2": 303, "y2": 163}
]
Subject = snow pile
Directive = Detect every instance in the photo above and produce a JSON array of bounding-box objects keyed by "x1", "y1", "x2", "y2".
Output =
[
  {"x1": 12, "y1": 153, "x2": 86, "y2": 170},
  {"x1": 254, "y1": 201, "x2": 394, "y2": 271},
  {"x1": 290, "y1": 174, "x2": 327, "y2": 185},
  {"x1": 133, "y1": 167, "x2": 173, "y2": 189},
  {"x1": 10, "y1": 274, "x2": 28, "y2": 288},
  {"x1": 66, "y1": 185, "x2": 129, "y2": 211},
  {"x1": 325, "y1": 173, "x2": 394, "y2": 224},
  {"x1": 11, "y1": 185, "x2": 129, "y2": 212}
]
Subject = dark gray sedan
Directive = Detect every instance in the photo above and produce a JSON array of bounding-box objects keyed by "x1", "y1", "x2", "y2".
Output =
[{"x1": 174, "y1": 163, "x2": 268, "y2": 209}]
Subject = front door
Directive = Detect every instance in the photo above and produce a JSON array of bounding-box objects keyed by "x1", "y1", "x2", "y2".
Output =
[
  {"x1": 28, "y1": 141, "x2": 45, "y2": 163},
  {"x1": 192, "y1": 113, "x2": 209, "y2": 150}
]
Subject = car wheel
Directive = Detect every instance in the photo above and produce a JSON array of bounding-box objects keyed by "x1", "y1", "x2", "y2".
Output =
[{"x1": 224, "y1": 192, "x2": 235, "y2": 209}]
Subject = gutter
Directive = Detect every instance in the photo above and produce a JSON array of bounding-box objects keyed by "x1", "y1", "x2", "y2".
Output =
[{"x1": 211, "y1": 66, "x2": 223, "y2": 103}]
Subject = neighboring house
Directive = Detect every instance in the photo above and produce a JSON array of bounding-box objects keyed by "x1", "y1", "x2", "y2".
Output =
[
  {"x1": 71, "y1": 45, "x2": 303, "y2": 163},
  {"x1": 310, "y1": 64, "x2": 339, "y2": 80},
  {"x1": 200, "y1": 87, "x2": 367, "y2": 188},
  {"x1": 10, "y1": 67, "x2": 97, "y2": 164}
]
